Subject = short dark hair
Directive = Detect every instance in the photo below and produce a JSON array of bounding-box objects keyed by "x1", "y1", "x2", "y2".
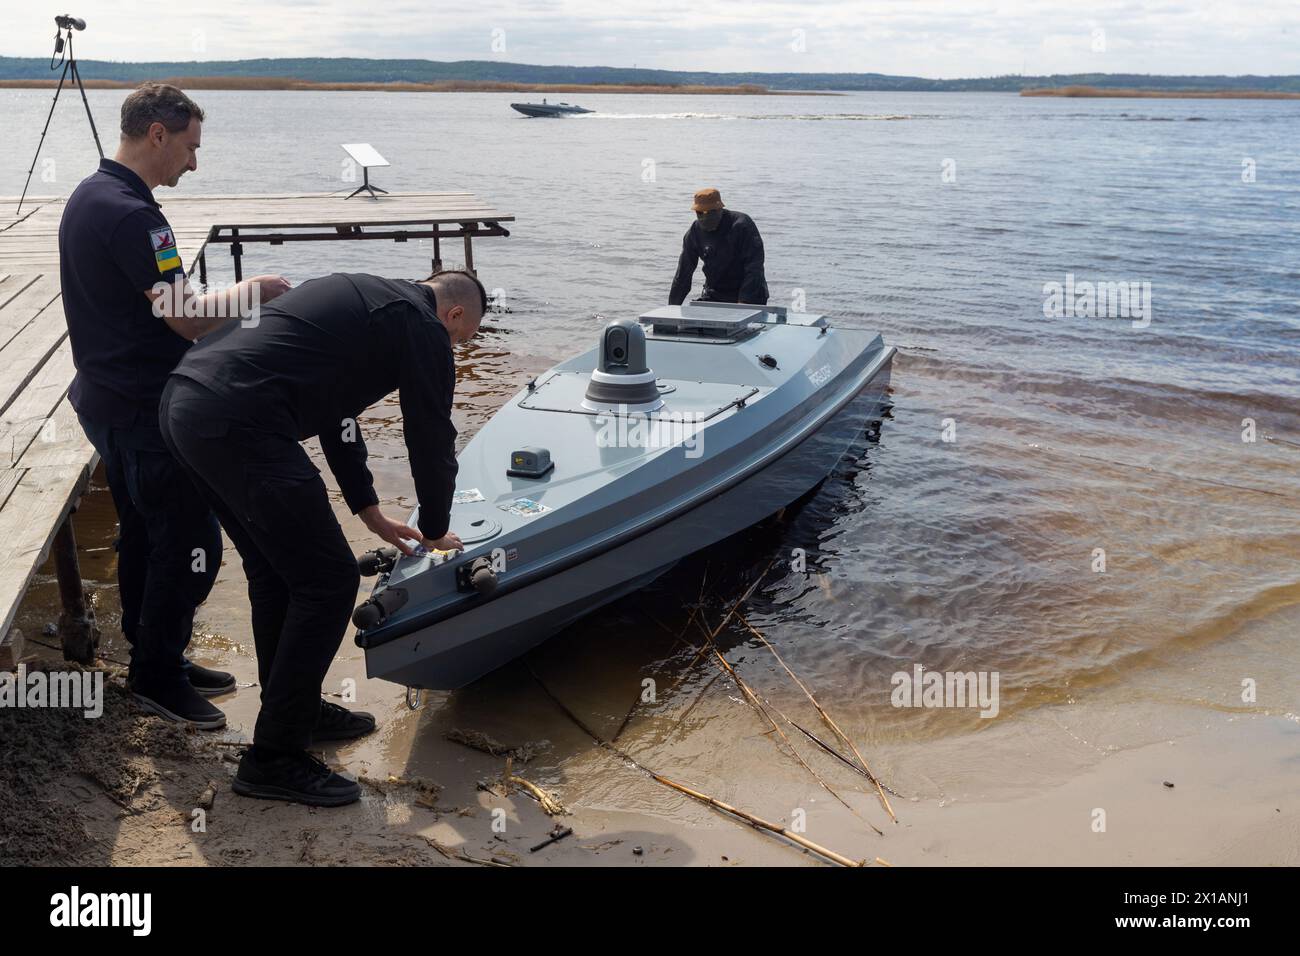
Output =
[
  {"x1": 424, "y1": 269, "x2": 490, "y2": 315},
  {"x1": 120, "y1": 83, "x2": 205, "y2": 139}
]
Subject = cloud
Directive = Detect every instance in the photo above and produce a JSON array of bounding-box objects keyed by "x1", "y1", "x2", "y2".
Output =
[{"x1": 6, "y1": 1, "x2": 1297, "y2": 76}]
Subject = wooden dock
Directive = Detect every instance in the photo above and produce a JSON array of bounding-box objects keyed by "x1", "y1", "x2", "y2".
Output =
[
  {"x1": 2, "y1": 190, "x2": 512, "y2": 277},
  {"x1": 0, "y1": 190, "x2": 512, "y2": 665}
]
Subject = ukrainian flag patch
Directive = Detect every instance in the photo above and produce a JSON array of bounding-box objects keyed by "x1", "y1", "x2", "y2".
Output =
[{"x1": 149, "y1": 225, "x2": 181, "y2": 273}]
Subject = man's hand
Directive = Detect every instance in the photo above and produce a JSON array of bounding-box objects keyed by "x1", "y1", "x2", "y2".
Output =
[
  {"x1": 359, "y1": 505, "x2": 424, "y2": 556},
  {"x1": 250, "y1": 274, "x2": 291, "y2": 303},
  {"x1": 359, "y1": 506, "x2": 463, "y2": 557},
  {"x1": 147, "y1": 273, "x2": 293, "y2": 341},
  {"x1": 428, "y1": 531, "x2": 464, "y2": 553}
]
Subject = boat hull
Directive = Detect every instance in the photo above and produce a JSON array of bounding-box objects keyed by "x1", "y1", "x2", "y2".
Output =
[
  {"x1": 510, "y1": 103, "x2": 591, "y2": 117},
  {"x1": 363, "y1": 352, "x2": 892, "y2": 689}
]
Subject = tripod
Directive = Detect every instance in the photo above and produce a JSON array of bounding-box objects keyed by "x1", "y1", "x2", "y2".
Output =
[
  {"x1": 346, "y1": 167, "x2": 389, "y2": 200},
  {"x1": 17, "y1": 21, "x2": 104, "y2": 215}
]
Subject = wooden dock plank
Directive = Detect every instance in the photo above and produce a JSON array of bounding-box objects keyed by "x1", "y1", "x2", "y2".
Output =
[
  {"x1": 11, "y1": 395, "x2": 91, "y2": 473},
  {"x1": 0, "y1": 269, "x2": 98, "y2": 645},
  {"x1": 0, "y1": 397, "x2": 96, "y2": 639},
  {"x1": 0, "y1": 467, "x2": 25, "y2": 513},
  {"x1": 0, "y1": 192, "x2": 513, "y2": 273},
  {"x1": 0, "y1": 274, "x2": 43, "y2": 313},
  {"x1": 0, "y1": 277, "x2": 68, "y2": 416},
  {"x1": 0, "y1": 199, "x2": 55, "y2": 234},
  {"x1": 0, "y1": 344, "x2": 76, "y2": 469},
  {"x1": 0, "y1": 273, "x2": 59, "y2": 326}
]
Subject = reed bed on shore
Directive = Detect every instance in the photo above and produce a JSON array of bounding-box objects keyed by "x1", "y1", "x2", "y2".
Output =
[{"x1": 1020, "y1": 85, "x2": 1300, "y2": 99}]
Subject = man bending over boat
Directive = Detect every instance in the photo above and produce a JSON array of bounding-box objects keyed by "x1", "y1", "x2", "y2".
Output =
[
  {"x1": 668, "y1": 187, "x2": 769, "y2": 306},
  {"x1": 159, "y1": 270, "x2": 485, "y2": 806}
]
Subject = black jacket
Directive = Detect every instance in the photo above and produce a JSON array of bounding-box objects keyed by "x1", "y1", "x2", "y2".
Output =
[
  {"x1": 171, "y1": 273, "x2": 458, "y2": 539},
  {"x1": 668, "y1": 209, "x2": 768, "y2": 306}
]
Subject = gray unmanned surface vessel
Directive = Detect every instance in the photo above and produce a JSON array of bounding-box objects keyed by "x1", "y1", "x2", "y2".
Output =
[{"x1": 354, "y1": 300, "x2": 896, "y2": 689}]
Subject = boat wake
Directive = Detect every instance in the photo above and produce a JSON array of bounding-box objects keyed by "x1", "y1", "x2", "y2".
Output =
[{"x1": 578, "y1": 112, "x2": 925, "y2": 122}]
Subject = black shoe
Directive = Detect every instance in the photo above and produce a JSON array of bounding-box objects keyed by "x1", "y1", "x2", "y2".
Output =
[
  {"x1": 231, "y1": 748, "x2": 361, "y2": 807},
  {"x1": 184, "y1": 658, "x2": 237, "y2": 697},
  {"x1": 132, "y1": 680, "x2": 227, "y2": 730},
  {"x1": 311, "y1": 700, "x2": 377, "y2": 743}
]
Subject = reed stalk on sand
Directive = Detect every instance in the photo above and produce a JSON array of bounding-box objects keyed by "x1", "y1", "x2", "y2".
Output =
[
  {"x1": 736, "y1": 611, "x2": 896, "y2": 820},
  {"x1": 526, "y1": 662, "x2": 879, "y2": 867},
  {"x1": 692, "y1": 616, "x2": 885, "y2": 836},
  {"x1": 661, "y1": 559, "x2": 896, "y2": 820}
]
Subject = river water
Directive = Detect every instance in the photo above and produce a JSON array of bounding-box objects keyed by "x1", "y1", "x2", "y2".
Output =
[{"x1": 3, "y1": 89, "x2": 1297, "y2": 838}]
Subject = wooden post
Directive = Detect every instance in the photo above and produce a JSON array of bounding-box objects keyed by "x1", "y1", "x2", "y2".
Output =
[
  {"x1": 432, "y1": 227, "x2": 442, "y2": 273},
  {"x1": 52, "y1": 514, "x2": 98, "y2": 664},
  {"x1": 463, "y1": 225, "x2": 475, "y2": 276},
  {"x1": 0, "y1": 627, "x2": 24, "y2": 670},
  {"x1": 230, "y1": 227, "x2": 243, "y2": 282}
]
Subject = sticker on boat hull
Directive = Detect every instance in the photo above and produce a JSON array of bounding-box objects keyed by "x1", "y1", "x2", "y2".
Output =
[
  {"x1": 806, "y1": 363, "x2": 834, "y2": 387},
  {"x1": 500, "y1": 497, "x2": 550, "y2": 518},
  {"x1": 453, "y1": 488, "x2": 486, "y2": 504}
]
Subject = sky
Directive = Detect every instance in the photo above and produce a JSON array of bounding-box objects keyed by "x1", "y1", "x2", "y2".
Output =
[{"x1": 5, "y1": 1, "x2": 1299, "y2": 78}]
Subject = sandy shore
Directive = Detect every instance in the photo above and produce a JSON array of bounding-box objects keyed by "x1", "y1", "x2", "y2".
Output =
[{"x1": 5, "y1": 457, "x2": 1296, "y2": 868}]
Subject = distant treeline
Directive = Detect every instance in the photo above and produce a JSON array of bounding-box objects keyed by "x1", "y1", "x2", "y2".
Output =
[
  {"x1": 1, "y1": 56, "x2": 1298, "y2": 93},
  {"x1": 1022, "y1": 85, "x2": 1300, "y2": 99},
  {"x1": 0, "y1": 76, "x2": 780, "y2": 95}
]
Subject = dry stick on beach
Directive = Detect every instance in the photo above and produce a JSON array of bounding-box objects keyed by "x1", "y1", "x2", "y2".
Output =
[
  {"x1": 654, "y1": 564, "x2": 716, "y2": 687},
  {"x1": 639, "y1": 582, "x2": 894, "y2": 806},
  {"x1": 614, "y1": 558, "x2": 887, "y2": 841},
  {"x1": 692, "y1": 615, "x2": 883, "y2": 836},
  {"x1": 783, "y1": 714, "x2": 902, "y2": 796},
  {"x1": 526, "y1": 662, "x2": 874, "y2": 867},
  {"x1": 686, "y1": 558, "x2": 892, "y2": 824},
  {"x1": 637, "y1": 559, "x2": 772, "y2": 711},
  {"x1": 754, "y1": 698, "x2": 904, "y2": 799},
  {"x1": 736, "y1": 611, "x2": 897, "y2": 821},
  {"x1": 498, "y1": 755, "x2": 568, "y2": 816},
  {"x1": 420, "y1": 835, "x2": 512, "y2": 867}
]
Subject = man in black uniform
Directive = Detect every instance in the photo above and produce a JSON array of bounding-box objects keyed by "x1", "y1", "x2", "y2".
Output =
[
  {"x1": 668, "y1": 187, "x2": 769, "y2": 306},
  {"x1": 160, "y1": 270, "x2": 485, "y2": 806},
  {"x1": 58, "y1": 83, "x2": 290, "y2": 729}
]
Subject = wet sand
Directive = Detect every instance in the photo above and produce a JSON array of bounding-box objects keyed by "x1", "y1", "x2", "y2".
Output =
[{"x1": 7, "y1": 454, "x2": 1296, "y2": 867}]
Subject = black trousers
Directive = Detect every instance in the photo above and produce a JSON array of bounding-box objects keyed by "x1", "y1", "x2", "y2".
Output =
[
  {"x1": 158, "y1": 377, "x2": 361, "y2": 751},
  {"x1": 77, "y1": 412, "x2": 221, "y2": 689}
]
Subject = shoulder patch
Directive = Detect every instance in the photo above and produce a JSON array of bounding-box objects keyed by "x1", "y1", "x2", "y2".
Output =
[{"x1": 149, "y1": 225, "x2": 181, "y2": 273}]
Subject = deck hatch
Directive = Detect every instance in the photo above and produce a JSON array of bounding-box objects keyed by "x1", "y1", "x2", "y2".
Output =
[{"x1": 520, "y1": 372, "x2": 758, "y2": 421}]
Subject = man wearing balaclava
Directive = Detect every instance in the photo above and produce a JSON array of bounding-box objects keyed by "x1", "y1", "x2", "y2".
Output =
[{"x1": 668, "y1": 188, "x2": 769, "y2": 306}]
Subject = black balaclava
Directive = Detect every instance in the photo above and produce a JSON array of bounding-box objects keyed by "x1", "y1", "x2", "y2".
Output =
[{"x1": 698, "y1": 208, "x2": 723, "y2": 232}]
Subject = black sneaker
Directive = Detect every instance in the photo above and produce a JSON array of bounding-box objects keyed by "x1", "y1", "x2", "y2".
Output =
[
  {"x1": 184, "y1": 658, "x2": 237, "y2": 697},
  {"x1": 311, "y1": 700, "x2": 377, "y2": 743},
  {"x1": 231, "y1": 748, "x2": 362, "y2": 807},
  {"x1": 132, "y1": 680, "x2": 227, "y2": 730}
]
